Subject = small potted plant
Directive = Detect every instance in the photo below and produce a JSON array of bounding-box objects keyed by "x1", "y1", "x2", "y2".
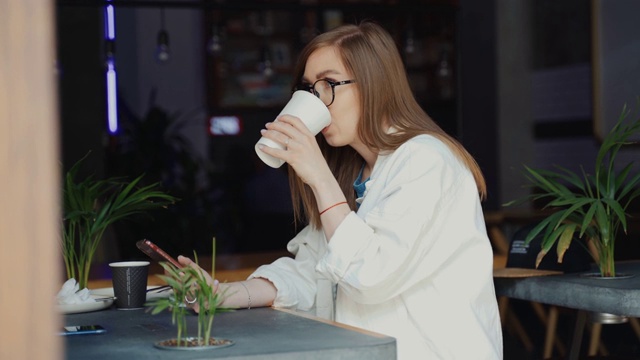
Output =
[
  {"x1": 505, "y1": 104, "x2": 640, "y2": 278},
  {"x1": 147, "y1": 253, "x2": 233, "y2": 350},
  {"x1": 62, "y1": 154, "x2": 176, "y2": 289}
]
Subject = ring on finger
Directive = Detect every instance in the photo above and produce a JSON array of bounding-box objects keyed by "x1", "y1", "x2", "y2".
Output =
[
  {"x1": 285, "y1": 138, "x2": 290, "y2": 145},
  {"x1": 184, "y1": 295, "x2": 197, "y2": 304}
]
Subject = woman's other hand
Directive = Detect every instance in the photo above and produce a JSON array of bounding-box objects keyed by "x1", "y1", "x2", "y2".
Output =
[
  {"x1": 259, "y1": 115, "x2": 333, "y2": 187},
  {"x1": 177, "y1": 255, "x2": 215, "y2": 285},
  {"x1": 177, "y1": 255, "x2": 219, "y2": 313}
]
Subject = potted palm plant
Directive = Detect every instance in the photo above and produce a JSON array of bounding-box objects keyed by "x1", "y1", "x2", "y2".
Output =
[
  {"x1": 505, "y1": 104, "x2": 640, "y2": 278},
  {"x1": 147, "y1": 244, "x2": 233, "y2": 350},
  {"x1": 63, "y1": 154, "x2": 176, "y2": 289}
]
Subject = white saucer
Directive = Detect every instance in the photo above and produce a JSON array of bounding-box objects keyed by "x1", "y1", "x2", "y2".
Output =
[{"x1": 57, "y1": 294, "x2": 114, "y2": 315}]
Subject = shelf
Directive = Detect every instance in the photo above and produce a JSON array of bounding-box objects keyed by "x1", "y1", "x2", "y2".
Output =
[{"x1": 203, "y1": 2, "x2": 458, "y2": 115}]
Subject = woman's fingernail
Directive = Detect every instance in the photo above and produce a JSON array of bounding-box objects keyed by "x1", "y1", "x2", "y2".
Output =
[
  {"x1": 213, "y1": 279, "x2": 219, "y2": 286},
  {"x1": 260, "y1": 129, "x2": 266, "y2": 134}
]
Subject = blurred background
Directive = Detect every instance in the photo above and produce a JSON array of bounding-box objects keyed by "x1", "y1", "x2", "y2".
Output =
[{"x1": 55, "y1": 0, "x2": 640, "y2": 265}]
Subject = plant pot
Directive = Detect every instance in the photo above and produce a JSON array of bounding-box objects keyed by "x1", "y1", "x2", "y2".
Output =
[
  {"x1": 578, "y1": 272, "x2": 633, "y2": 324},
  {"x1": 579, "y1": 272, "x2": 635, "y2": 280},
  {"x1": 580, "y1": 272, "x2": 635, "y2": 324},
  {"x1": 589, "y1": 312, "x2": 629, "y2": 324},
  {"x1": 154, "y1": 337, "x2": 234, "y2": 351}
]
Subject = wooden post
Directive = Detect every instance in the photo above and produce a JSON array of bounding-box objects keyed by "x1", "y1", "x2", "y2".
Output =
[{"x1": 0, "y1": 0, "x2": 62, "y2": 359}]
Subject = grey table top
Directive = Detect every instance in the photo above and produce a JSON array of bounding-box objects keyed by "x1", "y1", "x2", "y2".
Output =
[
  {"x1": 494, "y1": 260, "x2": 640, "y2": 317},
  {"x1": 64, "y1": 306, "x2": 396, "y2": 359}
]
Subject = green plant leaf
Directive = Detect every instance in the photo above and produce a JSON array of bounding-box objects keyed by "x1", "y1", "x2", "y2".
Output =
[
  {"x1": 624, "y1": 187, "x2": 640, "y2": 210},
  {"x1": 553, "y1": 198, "x2": 593, "y2": 227},
  {"x1": 556, "y1": 224, "x2": 577, "y2": 263},
  {"x1": 602, "y1": 197, "x2": 626, "y2": 223},
  {"x1": 535, "y1": 224, "x2": 566, "y2": 268},
  {"x1": 619, "y1": 170, "x2": 640, "y2": 201},
  {"x1": 524, "y1": 212, "x2": 562, "y2": 245},
  {"x1": 549, "y1": 165, "x2": 587, "y2": 192},
  {"x1": 578, "y1": 201, "x2": 598, "y2": 238}
]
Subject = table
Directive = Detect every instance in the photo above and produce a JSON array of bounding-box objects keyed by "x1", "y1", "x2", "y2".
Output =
[
  {"x1": 494, "y1": 260, "x2": 640, "y2": 359},
  {"x1": 494, "y1": 260, "x2": 640, "y2": 317},
  {"x1": 64, "y1": 306, "x2": 396, "y2": 359}
]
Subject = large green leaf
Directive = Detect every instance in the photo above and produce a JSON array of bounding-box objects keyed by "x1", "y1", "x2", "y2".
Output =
[
  {"x1": 553, "y1": 198, "x2": 593, "y2": 226},
  {"x1": 602, "y1": 198, "x2": 627, "y2": 231},
  {"x1": 556, "y1": 224, "x2": 578, "y2": 263}
]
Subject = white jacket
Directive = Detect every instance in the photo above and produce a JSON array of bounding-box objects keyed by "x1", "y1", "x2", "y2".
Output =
[{"x1": 250, "y1": 134, "x2": 503, "y2": 359}]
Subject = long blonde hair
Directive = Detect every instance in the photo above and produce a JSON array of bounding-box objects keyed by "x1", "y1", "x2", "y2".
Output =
[{"x1": 289, "y1": 22, "x2": 486, "y2": 228}]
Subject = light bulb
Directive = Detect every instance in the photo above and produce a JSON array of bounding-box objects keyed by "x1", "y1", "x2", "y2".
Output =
[
  {"x1": 207, "y1": 25, "x2": 224, "y2": 55},
  {"x1": 261, "y1": 59, "x2": 274, "y2": 78},
  {"x1": 207, "y1": 35, "x2": 222, "y2": 54},
  {"x1": 259, "y1": 47, "x2": 274, "y2": 78},
  {"x1": 156, "y1": 30, "x2": 170, "y2": 63},
  {"x1": 404, "y1": 30, "x2": 415, "y2": 55},
  {"x1": 436, "y1": 50, "x2": 453, "y2": 100}
]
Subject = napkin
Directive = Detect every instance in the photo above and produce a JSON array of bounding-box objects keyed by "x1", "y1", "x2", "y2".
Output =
[{"x1": 56, "y1": 278, "x2": 93, "y2": 304}]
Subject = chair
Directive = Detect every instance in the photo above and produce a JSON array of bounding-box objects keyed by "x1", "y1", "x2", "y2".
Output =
[{"x1": 495, "y1": 222, "x2": 593, "y2": 359}]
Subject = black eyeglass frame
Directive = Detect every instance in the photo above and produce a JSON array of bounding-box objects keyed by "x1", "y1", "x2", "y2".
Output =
[{"x1": 293, "y1": 78, "x2": 356, "y2": 107}]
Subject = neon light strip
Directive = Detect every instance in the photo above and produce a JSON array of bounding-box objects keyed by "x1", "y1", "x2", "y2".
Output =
[
  {"x1": 106, "y1": 5, "x2": 115, "y2": 40},
  {"x1": 104, "y1": 2, "x2": 118, "y2": 134},
  {"x1": 107, "y1": 61, "x2": 118, "y2": 134}
]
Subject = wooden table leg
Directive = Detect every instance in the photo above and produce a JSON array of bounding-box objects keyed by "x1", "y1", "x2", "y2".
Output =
[{"x1": 568, "y1": 310, "x2": 587, "y2": 360}]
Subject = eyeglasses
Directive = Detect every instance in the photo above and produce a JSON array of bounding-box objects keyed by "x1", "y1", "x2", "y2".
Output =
[{"x1": 294, "y1": 79, "x2": 356, "y2": 107}]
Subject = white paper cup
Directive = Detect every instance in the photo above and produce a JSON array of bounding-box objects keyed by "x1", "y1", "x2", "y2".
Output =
[{"x1": 255, "y1": 90, "x2": 331, "y2": 168}]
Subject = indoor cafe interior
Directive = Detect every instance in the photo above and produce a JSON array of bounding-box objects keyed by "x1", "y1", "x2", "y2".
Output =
[{"x1": 2, "y1": 0, "x2": 640, "y2": 359}]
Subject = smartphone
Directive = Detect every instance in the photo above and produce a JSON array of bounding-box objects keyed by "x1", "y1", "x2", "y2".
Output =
[
  {"x1": 61, "y1": 325, "x2": 106, "y2": 336},
  {"x1": 136, "y1": 239, "x2": 182, "y2": 268}
]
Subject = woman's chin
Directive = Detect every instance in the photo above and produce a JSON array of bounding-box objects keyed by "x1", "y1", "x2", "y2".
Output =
[{"x1": 322, "y1": 134, "x2": 337, "y2": 146}]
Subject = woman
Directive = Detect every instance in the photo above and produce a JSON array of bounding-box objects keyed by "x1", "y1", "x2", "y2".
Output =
[{"x1": 180, "y1": 22, "x2": 503, "y2": 359}]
